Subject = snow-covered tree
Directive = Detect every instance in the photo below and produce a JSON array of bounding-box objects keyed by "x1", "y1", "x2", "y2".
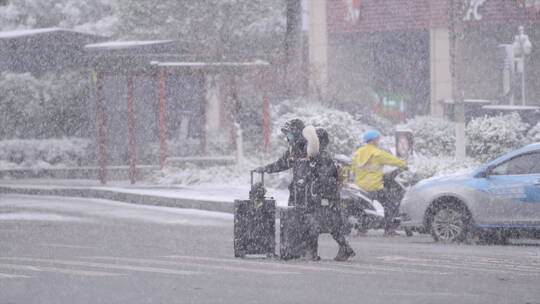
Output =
[
  {"x1": 0, "y1": 72, "x2": 90, "y2": 139},
  {"x1": 0, "y1": 72, "x2": 45, "y2": 139},
  {"x1": 41, "y1": 71, "x2": 91, "y2": 138},
  {"x1": 114, "y1": 0, "x2": 285, "y2": 57},
  {"x1": 0, "y1": 0, "x2": 118, "y2": 35}
]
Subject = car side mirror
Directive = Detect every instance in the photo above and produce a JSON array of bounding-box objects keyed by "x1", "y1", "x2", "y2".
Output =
[{"x1": 475, "y1": 166, "x2": 493, "y2": 178}]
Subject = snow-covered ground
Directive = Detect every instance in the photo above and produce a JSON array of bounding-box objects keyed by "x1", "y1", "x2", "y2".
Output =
[
  {"x1": 101, "y1": 183, "x2": 290, "y2": 207},
  {"x1": 0, "y1": 177, "x2": 291, "y2": 206},
  {"x1": 0, "y1": 194, "x2": 232, "y2": 226}
]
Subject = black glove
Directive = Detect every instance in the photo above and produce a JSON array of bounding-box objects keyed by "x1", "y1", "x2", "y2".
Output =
[{"x1": 254, "y1": 166, "x2": 266, "y2": 173}]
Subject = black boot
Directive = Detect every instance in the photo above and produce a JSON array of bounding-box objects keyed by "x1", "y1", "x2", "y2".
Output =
[{"x1": 334, "y1": 244, "x2": 355, "y2": 261}]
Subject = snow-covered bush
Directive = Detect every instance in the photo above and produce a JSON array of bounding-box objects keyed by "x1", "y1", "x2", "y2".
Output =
[
  {"x1": 408, "y1": 155, "x2": 480, "y2": 181},
  {"x1": 115, "y1": 0, "x2": 284, "y2": 56},
  {"x1": 0, "y1": 0, "x2": 118, "y2": 35},
  {"x1": 270, "y1": 98, "x2": 373, "y2": 156},
  {"x1": 399, "y1": 116, "x2": 455, "y2": 156},
  {"x1": 150, "y1": 99, "x2": 377, "y2": 188},
  {"x1": 466, "y1": 113, "x2": 530, "y2": 162},
  {"x1": 41, "y1": 72, "x2": 92, "y2": 138},
  {"x1": 0, "y1": 138, "x2": 91, "y2": 168},
  {"x1": 150, "y1": 158, "x2": 255, "y2": 186},
  {"x1": 527, "y1": 122, "x2": 540, "y2": 143},
  {"x1": 0, "y1": 72, "x2": 44, "y2": 139},
  {"x1": 0, "y1": 72, "x2": 91, "y2": 139}
]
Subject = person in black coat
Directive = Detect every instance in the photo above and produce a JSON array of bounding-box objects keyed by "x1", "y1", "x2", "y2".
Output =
[
  {"x1": 255, "y1": 121, "x2": 355, "y2": 261},
  {"x1": 308, "y1": 128, "x2": 355, "y2": 261},
  {"x1": 255, "y1": 119, "x2": 319, "y2": 260},
  {"x1": 254, "y1": 119, "x2": 313, "y2": 208}
]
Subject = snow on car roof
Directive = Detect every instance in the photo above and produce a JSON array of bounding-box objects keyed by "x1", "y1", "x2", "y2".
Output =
[{"x1": 85, "y1": 40, "x2": 175, "y2": 50}]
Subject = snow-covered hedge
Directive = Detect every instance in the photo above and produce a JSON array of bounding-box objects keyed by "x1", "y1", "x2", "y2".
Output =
[
  {"x1": 0, "y1": 0, "x2": 118, "y2": 36},
  {"x1": 150, "y1": 99, "x2": 379, "y2": 188},
  {"x1": 270, "y1": 99, "x2": 373, "y2": 155},
  {"x1": 408, "y1": 155, "x2": 480, "y2": 181},
  {"x1": 466, "y1": 113, "x2": 529, "y2": 162},
  {"x1": 399, "y1": 116, "x2": 455, "y2": 156},
  {"x1": 0, "y1": 138, "x2": 92, "y2": 169},
  {"x1": 0, "y1": 72, "x2": 91, "y2": 139},
  {"x1": 527, "y1": 122, "x2": 540, "y2": 143}
]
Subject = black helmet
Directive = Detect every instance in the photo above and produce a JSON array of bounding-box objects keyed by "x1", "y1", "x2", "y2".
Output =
[
  {"x1": 316, "y1": 128, "x2": 329, "y2": 150},
  {"x1": 281, "y1": 119, "x2": 305, "y2": 140}
]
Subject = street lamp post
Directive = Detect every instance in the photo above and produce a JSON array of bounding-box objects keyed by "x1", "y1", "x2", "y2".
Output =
[{"x1": 513, "y1": 26, "x2": 533, "y2": 105}]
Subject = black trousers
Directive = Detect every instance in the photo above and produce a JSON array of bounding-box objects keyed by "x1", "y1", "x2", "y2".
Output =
[
  {"x1": 303, "y1": 207, "x2": 349, "y2": 256},
  {"x1": 369, "y1": 190, "x2": 399, "y2": 230}
]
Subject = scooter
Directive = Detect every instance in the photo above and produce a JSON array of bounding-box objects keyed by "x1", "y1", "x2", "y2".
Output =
[{"x1": 339, "y1": 166, "x2": 416, "y2": 236}]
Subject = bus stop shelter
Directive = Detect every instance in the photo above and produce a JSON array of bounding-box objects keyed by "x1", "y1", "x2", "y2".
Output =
[{"x1": 85, "y1": 40, "x2": 271, "y2": 184}]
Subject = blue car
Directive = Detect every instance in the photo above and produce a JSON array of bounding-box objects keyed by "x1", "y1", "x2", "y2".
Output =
[{"x1": 400, "y1": 142, "x2": 540, "y2": 243}]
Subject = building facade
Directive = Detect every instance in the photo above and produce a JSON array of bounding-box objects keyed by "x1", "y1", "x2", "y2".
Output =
[{"x1": 324, "y1": 0, "x2": 540, "y2": 118}]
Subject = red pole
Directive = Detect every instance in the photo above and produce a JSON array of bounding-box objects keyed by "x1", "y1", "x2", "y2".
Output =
[
  {"x1": 158, "y1": 70, "x2": 168, "y2": 168},
  {"x1": 95, "y1": 72, "x2": 108, "y2": 184},
  {"x1": 262, "y1": 70, "x2": 271, "y2": 154},
  {"x1": 199, "y1": 71, "x2": 207, "y2": 155},
  {"x1": 229, "y1": 73, "x2": 238, "y2": 153},
  {"x1": 127, "y1": 75, "x2": 137, "y2": 184}
]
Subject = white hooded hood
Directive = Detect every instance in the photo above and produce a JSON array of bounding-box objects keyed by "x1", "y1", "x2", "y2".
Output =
[{"x1": 302, "y1": 125, "x2": 320, "y2": 159}]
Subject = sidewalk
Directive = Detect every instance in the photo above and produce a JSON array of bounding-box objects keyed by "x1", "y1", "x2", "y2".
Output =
[{"x1": 0, "y1": 179, "x2": 289, "y2": 214}]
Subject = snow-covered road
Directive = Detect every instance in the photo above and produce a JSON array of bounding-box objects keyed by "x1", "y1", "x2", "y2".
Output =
[
  {"x1": 0, "y1": 194, "x2": 232, "y2": 226},
  {"x1": 0, "y1": 194, "x2": 539, "y2": 304}
]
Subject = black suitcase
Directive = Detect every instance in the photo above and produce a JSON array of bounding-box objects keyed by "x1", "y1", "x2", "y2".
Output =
[
  {"x1": 233, "y1": 171, "x2": 276, "y2": 258},
  {"x1": 279, "y1": 206, "x2": 308, "y2": 260}
]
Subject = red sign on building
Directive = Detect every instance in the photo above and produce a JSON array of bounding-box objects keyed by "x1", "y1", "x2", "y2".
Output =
[
  {"x1": 517, "y1": 0, "x2": 540, "y2": 13},
  {"x1": 328, "y1": 0, "x2": 540, "y2": 34},
  {"x1": 343, "y1": 0, "x2": 361, "y2": 25}
]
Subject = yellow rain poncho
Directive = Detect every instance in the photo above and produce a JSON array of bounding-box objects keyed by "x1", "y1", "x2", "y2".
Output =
[{"x1": 351, "y1": 144, "x2": 407, "y2": 191}]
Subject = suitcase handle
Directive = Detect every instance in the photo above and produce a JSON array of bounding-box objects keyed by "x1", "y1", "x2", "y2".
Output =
[{"x1": 250, "y1": 170, "x2": 264, "y2": 188}]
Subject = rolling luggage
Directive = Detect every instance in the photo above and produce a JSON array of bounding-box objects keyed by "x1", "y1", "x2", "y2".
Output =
[
  {"x1": 279, "y1": 206, "x2": 308, "y2": 260},
  {"x1": 233, "y1": 171, "x2": 276, "y2": 258}
]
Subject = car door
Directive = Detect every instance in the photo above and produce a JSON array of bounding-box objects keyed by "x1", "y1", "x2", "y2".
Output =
[{"x1": 482, "y1": 150, "x2": 540, "y2": 226}]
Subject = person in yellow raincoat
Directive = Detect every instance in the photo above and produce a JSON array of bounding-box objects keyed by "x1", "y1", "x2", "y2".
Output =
[{"x1": 351, "y1": 129, "x2": 407, "y2": 236}]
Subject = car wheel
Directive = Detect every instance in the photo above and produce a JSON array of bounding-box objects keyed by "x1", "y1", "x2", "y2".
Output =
[{"x1": 430, "y1": 204, "x2": 470, "y2": 243}]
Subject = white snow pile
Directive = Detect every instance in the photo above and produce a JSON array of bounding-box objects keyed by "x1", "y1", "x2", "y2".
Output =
[
  {"x1": 0, "y1": 138, "x2": 91, "y2": 169},
  {"x1": 398, "y1": 116, "x2": 455, "y2": 156},
  {"x1": 527, "y1": 122, "x2": 540, "y2": 143},
  {"x1": 466, "y1": 113, "x2": 530, "y2": 162},
  {"x1": 408, "y1": 154, "x2": 480, "y2": 181},
  {"x1": 148, "y1": 159, "x2": 258, "y2": 186},
  {"x1": 399, "y1": 113, "x2": 538, "y2": 163}
]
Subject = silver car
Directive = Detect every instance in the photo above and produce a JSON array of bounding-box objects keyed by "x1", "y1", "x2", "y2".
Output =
[{"x1": 400, "y1": 143, "x2": 540, "y2": 243}]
